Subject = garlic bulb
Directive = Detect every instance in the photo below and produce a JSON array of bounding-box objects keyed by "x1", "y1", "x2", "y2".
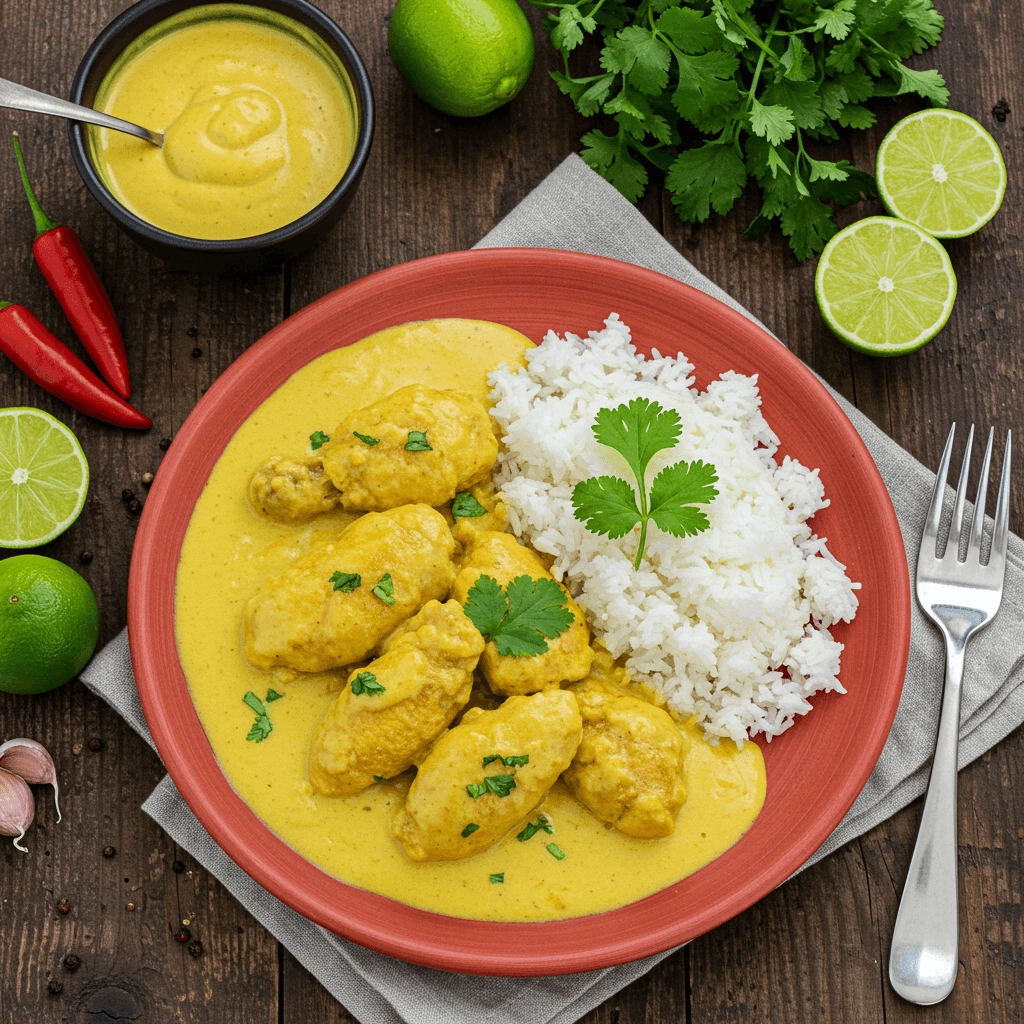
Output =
[
  {"x1": 0, "y1": 738, "x2": 60, "y2": 822},
  {"x1": 0, "y1": 767, "x2": 35, "y2": 852}
]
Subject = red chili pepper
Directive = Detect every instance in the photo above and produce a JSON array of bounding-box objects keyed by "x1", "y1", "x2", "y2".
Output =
[
  {"x1": 12, "y1": 132, "x2": 132, "y2": 399},
  {"x1": 0, "y1": 302, "x2": 151, "y2": 430}
]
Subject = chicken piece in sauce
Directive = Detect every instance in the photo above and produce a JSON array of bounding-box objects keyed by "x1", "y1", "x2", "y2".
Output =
[
  {"x1": 247, "y1": 453, "x2": 341, "y2": 524},
  {"x1": 563, "y1": 653, "x2": 689, "y2": 839},
  {"x1": 243, "y1": 504, "x2": 456, "y2": 672},
  {"x1": 450, "y1": 525, "x2": 592, "y2": 695},
  {"x1": 392, "y1": 688, "x2": 582, "y2": 861},
  {"x1": 322, "y1": 384, "x2": 498, "y2": 511},
  {"x1": 308, "y1": 601, "x2": 484, "y2": 796}
]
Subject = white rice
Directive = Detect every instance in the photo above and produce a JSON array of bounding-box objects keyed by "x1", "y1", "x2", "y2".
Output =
[{"x1": 488, "y1": 314, "x2": 861, "y2": 744}]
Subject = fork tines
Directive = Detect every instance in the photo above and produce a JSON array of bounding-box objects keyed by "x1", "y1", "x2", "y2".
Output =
[{"x1": 922, "y1": 423, "x2": 1012, "y2": 568}]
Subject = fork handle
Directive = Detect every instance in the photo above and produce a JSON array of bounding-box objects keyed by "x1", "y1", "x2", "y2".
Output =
[{"x1": 889, "y1": 634, "x2": 964, "y2": 1004}]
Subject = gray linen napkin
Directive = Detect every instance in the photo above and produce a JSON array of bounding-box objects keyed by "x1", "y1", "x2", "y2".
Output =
[{"x1": 81, "y1": 153, "x2": 1024, "y2": 1024}]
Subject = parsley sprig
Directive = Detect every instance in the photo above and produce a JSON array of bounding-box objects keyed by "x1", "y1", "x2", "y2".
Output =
[
  {"x1": 533, "y1": 0, "x2": 946, "y2": 259},
  {"x1": 464, "y1": 574, "x2": 575, "y2": 656},
  {"x1": 571, "y1": 398, "x2": 718, "y2": 569}
]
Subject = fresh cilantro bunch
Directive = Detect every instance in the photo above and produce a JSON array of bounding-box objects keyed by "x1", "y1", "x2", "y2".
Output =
[{"x1": 532, "y1": 0, "x2": 946, "y2": 259}]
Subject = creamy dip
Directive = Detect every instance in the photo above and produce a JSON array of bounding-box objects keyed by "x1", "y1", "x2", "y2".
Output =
[{"x1": 90, "y1": 4, "x2": 357, "y2": 239}]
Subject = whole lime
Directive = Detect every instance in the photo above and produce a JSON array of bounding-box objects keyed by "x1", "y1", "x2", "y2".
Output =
[
  {"x1": 0, "y1": 555, "x2": 99, "y2": 695},
  {"x1": 388, "y1": 0, "x2": 535, "y2": 117}
]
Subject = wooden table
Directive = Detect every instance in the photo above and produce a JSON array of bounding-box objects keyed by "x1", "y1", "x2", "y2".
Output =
[{"x1": 1, "y1": 1, "x2": 1021, "y2": 1021}]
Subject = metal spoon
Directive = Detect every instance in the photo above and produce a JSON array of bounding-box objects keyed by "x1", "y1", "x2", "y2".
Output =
[{"x1": 0, "y1": 77, "x2": 164, "y2": 147}]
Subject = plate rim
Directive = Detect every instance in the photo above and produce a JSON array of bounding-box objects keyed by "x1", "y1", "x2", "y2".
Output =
[{"x1": 128, "y1": 247, "x2": 911, "y2": 975}]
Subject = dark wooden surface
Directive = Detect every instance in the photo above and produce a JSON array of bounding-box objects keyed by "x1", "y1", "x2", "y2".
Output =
[{"x1": 0, "y1": 1, "x2": 1021, "y2": 1021}]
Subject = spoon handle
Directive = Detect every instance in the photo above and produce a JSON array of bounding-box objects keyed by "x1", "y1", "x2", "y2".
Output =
[{"x1": 0, "y1": 77, "x2": 163, "y2": 146}]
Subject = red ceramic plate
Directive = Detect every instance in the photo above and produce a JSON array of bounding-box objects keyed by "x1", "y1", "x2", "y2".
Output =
[{"x1": 129, "y1": 248, "x2": 910, "y2": 976}]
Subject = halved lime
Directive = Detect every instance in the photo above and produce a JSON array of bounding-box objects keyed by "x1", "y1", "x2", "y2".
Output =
[
  {"x1": 877, "y1": 110, "x2": 1006, "y2": 238},
  {"x1": 815, "y1": 216, "x2": 957, "y2": 357},
  {"x1": 0, "y1": 408, "x2": 89, "y2": 549}
]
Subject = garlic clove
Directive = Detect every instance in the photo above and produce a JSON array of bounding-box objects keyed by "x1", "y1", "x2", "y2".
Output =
[
  {"x1": 0, "y1": 738, "x2": 60, "y2": 823},
  {"x1": 0, "y1": 767, "x2": 35, "y2": 852}
]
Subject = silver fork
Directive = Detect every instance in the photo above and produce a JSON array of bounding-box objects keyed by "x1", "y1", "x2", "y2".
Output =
[{"x1": 889, "y1": 423, "x2": 1012, "y2": 1005}]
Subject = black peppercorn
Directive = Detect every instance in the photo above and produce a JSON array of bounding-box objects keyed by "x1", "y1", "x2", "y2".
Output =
[
  {"x1": 175, "y1": 927, "x2": 191, "y2": 944},
  {"x1": 79, "y1": 551, "x2": 93, "y2": 565},
  {"x1": 102, "y1": 846, "x2": 116, "y2": 858},
  {"x1": 191, "y1": 347, "x2": 203, "y2": 358},
  {"x1": 62, "y1": 954, "x2": 81, "y2": 973},
  {"x1": 172, "y1": 860, "x2": 185, "y2": 873},
  {"x1": 87, "y1": 738, "x2": 103, "y2": 752},
  {"x1": 121, "y1": 488, "x2": 135, "y2": 502},
  {"x1": 187, "y1": 939, "x2": 203, "y2": 959},
  {"x1": 186, "y1": 326, "x2": 198, "y2": 338},
  {"x1": 47, "y1": 979, "x2": 63, "y2": 996},
  {"x1": 159, "y1": 437, "x2": 172, "y2": 451},
  {"x1": 127, "y1": 499, "x2": 142, "y2": 515},
  {"x1": 56, "y1": 898, "x2": 71, "y2": 915}
]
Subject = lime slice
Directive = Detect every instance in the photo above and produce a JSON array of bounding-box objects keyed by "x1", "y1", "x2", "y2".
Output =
[
  {"x1": 0, "y1": 408, "x2": 89, "y2": 549},
  {"x1": 815, "y1": 216, "x2": 957, "y2": 356},
  {"x1": 877, "y1": 109, "x2": 1006, "y2": 238}
]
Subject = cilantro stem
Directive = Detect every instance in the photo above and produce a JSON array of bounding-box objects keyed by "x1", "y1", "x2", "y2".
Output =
[{"x1": 632, "y1": 462, "x2": 650, "y2": 571}]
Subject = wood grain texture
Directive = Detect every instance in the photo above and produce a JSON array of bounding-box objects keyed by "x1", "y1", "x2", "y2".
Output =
[{"x1": 0, "y1": 0, "x2": 1021, "y2": 1021}]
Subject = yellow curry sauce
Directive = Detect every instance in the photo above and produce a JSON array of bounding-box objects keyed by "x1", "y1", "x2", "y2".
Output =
[
  {"x1": 90, "y1": 5, "x2": 356, "y2": 239},
  {"x1": 175, "y1": 319, "x2": 767, "y2": 921}
]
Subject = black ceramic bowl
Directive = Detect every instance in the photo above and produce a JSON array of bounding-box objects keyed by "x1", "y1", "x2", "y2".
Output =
[{"x1": 69, "y1": 0, "x2": 374, "y2": 273}]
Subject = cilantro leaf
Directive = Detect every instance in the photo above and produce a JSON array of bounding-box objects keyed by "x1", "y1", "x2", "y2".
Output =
[
  {"x1": 462, "y1": 822, "x2": 480, "y2": 838},
  {"x1": 351, "y1": 671, "x2": 385, "y2": 696},
  {"x1": 463, "y1": 574, "x2": 574, "y2": 657},
  {"x1": 265, "y1": 688, "x2": 285, "y2": 703},
  {"x1": 814, "y1": 0, "x2": 857, "y2": 40},
  {"x1": 571, "y1": 476, "x2": 641, "y2": 539},
  {"x1": 748, "y1": 99, "x2": 796, "y2": 146},
  {"x1": 886, "y1": 62, "x2": 949, "y2": 106},
  {"x1": 371, "y1": 573, "x2": 395, "y2": 605},
  {"x1": 671, "y1": 51, "x2": 741, "y2": 126},
  {"x1": 242, "y1": 691, "x2": 266, "y2": 717},
  {"x1": 404, "y1": 430, "x2": 432, "y2": 451},
  {"x1": 655, "y1": 8, "x2": 724, "y2": 54},
  {"x1": 601, "y1": 26, "x2": 671, "y2": 96},
  {"x1": 484, "y1": 773, "x2": 517, "y2": 797},
  {"x1": 484, "y1": 753, "x2": 530, "y2": 768},
  {"x1": 649, "y1": 460, "x2": 719, "y2": 537},
  {"x1": 580, "y1": 128, "x2": 648, "y2": 203},
  {"x1": 246, "y1": 716, "x2": 272, "y2": 743},
  {"x1": 781, "y1": 194, "x2": 839, "y2": 261},
  {"x1": 309, "y1": 430, "x2": 330, "y2": 450},
  {"x1": 592, "y1": 398, "x2": 682, "y2": 479},
  {"x1": 550, "y1": 5, "x2": 595, "y2": 53},
  {"x1": 516, "y1": 815, "x2": 554, "y2": 842},
  {"x1": 353, "y1": 431, "x2": 379, "y2": 446},
  {"x1": 329, "y1": 571, "x2": 361, "y2": 593},
  {"x1": 452, "y1": 491, "x2": 489, "y2": 521},
  {"x1": 489, "y1": 873, "x2": 504, "y2": 884},
  {"x1": 666, "y1": 144, "x2": 747, "y2": 221},
  {"x1": 462, "y1": 574, "x2": 508, "y2": 637}
]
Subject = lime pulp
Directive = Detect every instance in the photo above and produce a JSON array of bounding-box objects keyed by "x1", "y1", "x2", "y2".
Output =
[
  {"x1": 815, "y1": 216, "x2": 957, "y2": 356},
  {"x1": 0, "y1": 408, "x2": 89, "y2": 549},
  {"x1": 876, "y1": 109, "x2": 1006, "y2": 239}
]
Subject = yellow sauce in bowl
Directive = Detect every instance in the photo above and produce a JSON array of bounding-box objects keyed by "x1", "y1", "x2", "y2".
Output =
[
  {"x1": 175, "y1": 320, "x2": 767, "y2": 922},
  {"x1": 89, "y1": 4, "x2": 358, "y2": 239}
]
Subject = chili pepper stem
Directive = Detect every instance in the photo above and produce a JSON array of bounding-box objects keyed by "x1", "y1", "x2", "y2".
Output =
[
  {"x1": 0, "y1": 301, "x2": 11, "y2": 310},
  {"x1": 12, "y1": 133, "x2": 58, "y2": 238}
]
